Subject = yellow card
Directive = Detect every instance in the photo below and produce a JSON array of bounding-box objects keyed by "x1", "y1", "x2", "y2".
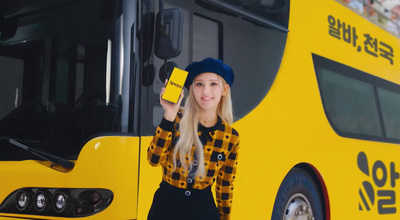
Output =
[{"x1": 162, "y1": 67, "x2": 188, "y2": 104}]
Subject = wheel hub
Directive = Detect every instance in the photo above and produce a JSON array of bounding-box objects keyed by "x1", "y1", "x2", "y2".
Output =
[{"x1": 283, "y1": 193, "x2": 315, "y2": 220}]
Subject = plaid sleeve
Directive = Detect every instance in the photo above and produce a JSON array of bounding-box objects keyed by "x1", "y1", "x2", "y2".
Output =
[
  {"x1": 147, "y1": 117, "x2": 174, "y2": 167},
  {"x1": 216, "y1": 135, "x2": 240, "y2": 220}
]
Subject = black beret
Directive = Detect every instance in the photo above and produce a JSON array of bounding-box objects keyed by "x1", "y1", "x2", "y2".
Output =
[{"x1": 184, "y1": 57, "x2": 234, "y2": 89}]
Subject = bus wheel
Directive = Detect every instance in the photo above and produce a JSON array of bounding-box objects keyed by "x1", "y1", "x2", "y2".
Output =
[{"x1": 271, "y1": 167, "x2": 324, "y2": 220}]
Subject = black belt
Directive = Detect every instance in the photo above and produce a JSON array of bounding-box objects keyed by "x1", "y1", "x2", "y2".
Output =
[{"x1": 159, "y1": 181, "x2": 212, "y2": 199}]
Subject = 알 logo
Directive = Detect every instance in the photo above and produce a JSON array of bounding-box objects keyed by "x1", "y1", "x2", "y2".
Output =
[{"x1": 358, "y1": 152, "x2": 400, "y2": 214}]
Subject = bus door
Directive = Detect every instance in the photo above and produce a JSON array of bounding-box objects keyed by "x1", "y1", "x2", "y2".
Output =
[
  {"x1": 0, "y1": 0, "x2": 141, "y2": 219},
  {"x1": 136, "y1": 0, "x2": 289, "y2": 218}
]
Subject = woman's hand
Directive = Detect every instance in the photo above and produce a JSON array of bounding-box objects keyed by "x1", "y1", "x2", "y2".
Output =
[{"x1": 160, "y1": 79, "x2": 184, "y2": 122}]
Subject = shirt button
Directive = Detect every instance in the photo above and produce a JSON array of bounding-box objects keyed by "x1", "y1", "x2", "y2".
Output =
[
  {"x1": 185, "y1": 190, "x2": 191, "y2": 196},
  {"x1": 217, "y1": 154, "x2": 223, "y2": 160},
  {"x1": 192, "y1": 160, "x2": 198, "y2": 166},
  {"x1": 187, "y1": 178, "x2": 193, "y2": 184}
]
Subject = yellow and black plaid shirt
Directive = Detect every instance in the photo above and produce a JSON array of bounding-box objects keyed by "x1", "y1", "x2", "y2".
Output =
[{"x1": 147, "y1": 112, "x2": 240, "y2": 220}]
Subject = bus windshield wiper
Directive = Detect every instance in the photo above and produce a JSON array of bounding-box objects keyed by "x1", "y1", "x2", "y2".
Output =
[{"x1": 0, "y1": 135, "x2": 75, "y2": 170}]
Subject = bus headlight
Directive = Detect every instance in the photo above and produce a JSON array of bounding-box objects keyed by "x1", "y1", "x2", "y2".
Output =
[
  {"x1": 34, "y1": 190, "x2": 49, "y2": 211},
  {"x1": 16, "y1": 190, "x2": 31, "y2": 211},
  {"x1": 53, "y1": 191, "x2": 67, "y2": 212}
]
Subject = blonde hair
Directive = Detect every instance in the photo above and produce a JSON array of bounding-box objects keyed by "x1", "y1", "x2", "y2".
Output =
[{"x1": 172, "y1": 76, "x2": 233, "y2": 178}]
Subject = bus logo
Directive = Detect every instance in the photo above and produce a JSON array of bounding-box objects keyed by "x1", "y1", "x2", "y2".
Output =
[{"x1": 358, "y1": 152, "x2": 400, "y2": 214}]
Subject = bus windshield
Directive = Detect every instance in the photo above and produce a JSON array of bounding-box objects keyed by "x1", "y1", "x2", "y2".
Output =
[{"x1": 0, "y1": 0, "x2": 127, "y2": 161}]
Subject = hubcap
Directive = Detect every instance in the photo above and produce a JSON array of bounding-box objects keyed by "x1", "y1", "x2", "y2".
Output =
[{"x1": 283, "y1": 193, "x2": 315, "y2": 220}]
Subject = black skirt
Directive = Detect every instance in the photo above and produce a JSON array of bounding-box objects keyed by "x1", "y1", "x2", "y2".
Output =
[{"x1": 147, "y1": 181, "x2": 221, "y2": 220}]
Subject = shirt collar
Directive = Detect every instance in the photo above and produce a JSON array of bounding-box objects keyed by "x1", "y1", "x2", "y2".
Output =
[
  {"x1": 198, "y1": 116, "x2": 222, "y2": 133},
  {"x1": 198, "y1": 117, "x2": 222, "y2": 145}
]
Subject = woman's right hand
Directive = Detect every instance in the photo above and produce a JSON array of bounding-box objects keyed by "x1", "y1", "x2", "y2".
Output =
[{"x1": 160, "y1": 79, "x2": 184, "y2": 122}]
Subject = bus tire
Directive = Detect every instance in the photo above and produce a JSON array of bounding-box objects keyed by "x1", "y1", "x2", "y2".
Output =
[{"x1": 271, "y1": 167, "x2": 324, "y2": 220}]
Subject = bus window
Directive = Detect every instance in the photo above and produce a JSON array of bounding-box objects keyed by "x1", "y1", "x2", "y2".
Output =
[
  {"x1": 314, "y1": 54, "x2": 400, "y2": 144},
  {"x1": 313, "y1": 54, "x2": 383, "y2": 140},
  {"x1": 319, "y1": 68, "x2": 381, "y2": 136},
  {"x1": 0, "y1": 56, "x2": 23, "y2": 120},
  {"x1": 197, "y1": 0, "x2": 289, "y2": 30},
  {"x1": 193, "y1": 14, "x2": 220, "y2": 61},
  {"x1": 0, "y1": 0, "x2": 132, "y2": 161},
  {"x1": 377, "y1": 87, "x2": 400, "y2": 140}
]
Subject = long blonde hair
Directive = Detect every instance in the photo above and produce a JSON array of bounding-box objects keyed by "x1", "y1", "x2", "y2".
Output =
[{"x1": 172, "y1": 75, "x2": 233, "y2": 178}]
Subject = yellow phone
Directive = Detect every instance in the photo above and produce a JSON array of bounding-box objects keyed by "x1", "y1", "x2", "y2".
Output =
[{"x1": 162, "y1": 67, "x2": 188, "y2": 104}]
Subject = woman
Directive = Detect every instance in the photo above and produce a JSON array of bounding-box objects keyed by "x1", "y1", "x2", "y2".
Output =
[{"x1": 147, "y1": 58, "x2": 240, "y2": 220}]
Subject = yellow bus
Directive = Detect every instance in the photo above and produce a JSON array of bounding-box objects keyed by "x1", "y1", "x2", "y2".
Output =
[{"x1": 0, "y1": 0, "x2": 399, "y2": 219}]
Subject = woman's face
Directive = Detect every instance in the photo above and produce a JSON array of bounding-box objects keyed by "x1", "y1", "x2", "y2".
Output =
[{"x1": 192, "y1": 72, "x2": 227, "y2": 114}]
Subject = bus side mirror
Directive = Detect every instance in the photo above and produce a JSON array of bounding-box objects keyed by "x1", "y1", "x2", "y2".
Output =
[{"x1": 154, "y1": 8, "x2": 183, "y2": 60}]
